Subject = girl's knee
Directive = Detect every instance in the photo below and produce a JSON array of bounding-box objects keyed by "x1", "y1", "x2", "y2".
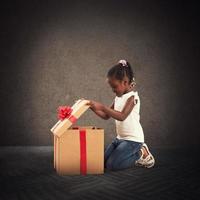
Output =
[
  {"x1": 105, "y1": 157, "x2": 113, "y2": 170},
  {"x1": 105, "y1": 157, "x2": 121, "y2": 171}
]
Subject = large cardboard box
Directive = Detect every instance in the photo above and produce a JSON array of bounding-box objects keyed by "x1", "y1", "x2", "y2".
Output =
[{"x1": 50, "y1": 99, "x2": 104, "y2": 175}]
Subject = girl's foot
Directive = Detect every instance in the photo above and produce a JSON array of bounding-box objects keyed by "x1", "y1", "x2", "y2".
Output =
[{"x1": 135, "y1": 143, "x2": 155, "y2": 168}]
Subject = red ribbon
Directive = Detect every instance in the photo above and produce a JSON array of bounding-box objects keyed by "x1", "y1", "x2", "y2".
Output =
[
  {"x1": 68, "y1": 115, "x2": 77, "y2": 124},
  {"x1": 57, "y1": 106, "x2": 77, "y2": 123},
  {"x1": 79, "y1": 129, "x2": 87, "y2": 175}
]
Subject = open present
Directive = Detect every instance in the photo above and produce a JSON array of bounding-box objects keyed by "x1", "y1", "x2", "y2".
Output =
[{"x1": 50, "y1": 99, "x2": 104, "y2": 175}]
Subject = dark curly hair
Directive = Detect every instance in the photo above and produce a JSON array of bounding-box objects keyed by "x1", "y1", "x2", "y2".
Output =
[{"x1": 107, "y1": 60, "x2": 136, "y2": 86}]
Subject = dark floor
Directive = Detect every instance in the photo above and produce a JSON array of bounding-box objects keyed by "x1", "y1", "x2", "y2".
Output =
[{"x1": 0, "y1": 146, "x2": 199, "y2": 200}]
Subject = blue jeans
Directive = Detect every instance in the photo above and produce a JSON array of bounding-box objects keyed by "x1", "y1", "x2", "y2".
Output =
[{"x1": 104, "y1": 137, "x2": 143, "y2": 171}]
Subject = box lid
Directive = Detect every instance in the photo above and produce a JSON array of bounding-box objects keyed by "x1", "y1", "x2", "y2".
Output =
[{"x1": 50, "y1": 99, "x2": 90, "y2": 137}]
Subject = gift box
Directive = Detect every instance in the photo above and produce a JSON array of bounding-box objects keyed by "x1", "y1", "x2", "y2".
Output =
[{"x1": 50, "y1": 99, "x2": 104, "y2": 175}]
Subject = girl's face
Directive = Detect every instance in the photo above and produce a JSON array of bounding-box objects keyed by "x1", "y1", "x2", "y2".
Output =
[{"x1": 107, "y1": 76, "x2": 131, "y2": 97}]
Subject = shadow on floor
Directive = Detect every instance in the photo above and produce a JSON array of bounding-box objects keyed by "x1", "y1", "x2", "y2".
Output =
[{"x1": 0, "y1": 146, "x2": 199, "y2": 200}]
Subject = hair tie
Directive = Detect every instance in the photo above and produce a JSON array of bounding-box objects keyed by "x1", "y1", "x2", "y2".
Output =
[{"x1": 118, "y1": 59, "x2": 128, "y2": 67}]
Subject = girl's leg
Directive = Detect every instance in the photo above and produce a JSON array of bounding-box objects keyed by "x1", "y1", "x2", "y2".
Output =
[
  {"x1": 106, "y1": 140, "x2": 142, "y2": 171},
  {"x1": 104, "y1": 138, "x2": 119, "y2": 168}
]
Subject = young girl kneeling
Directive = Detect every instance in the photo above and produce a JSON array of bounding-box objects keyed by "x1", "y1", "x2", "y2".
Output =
[{"x1": 87, "y1": 59, "x2": 155, "y2": 171}]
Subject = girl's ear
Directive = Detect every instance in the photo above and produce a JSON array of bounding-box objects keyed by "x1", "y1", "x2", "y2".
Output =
[
  {"x1": 122, "y1": 76, "x2": 129, "y2": 85},
  {"x1": 123, "y1": 80, "x2": 128, "y2": 85}
]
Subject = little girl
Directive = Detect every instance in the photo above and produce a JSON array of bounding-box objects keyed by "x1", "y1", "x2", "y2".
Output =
[{"x1": 87, "y1": 59, "x2": 155, "y2": 171}]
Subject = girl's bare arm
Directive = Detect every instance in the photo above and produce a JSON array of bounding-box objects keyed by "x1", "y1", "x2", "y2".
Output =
[
  {"x1": 90, "y1": 101, "x2": 114, "y2": 120},
  {"x1": 101, "y1": 96, "x2": 137, "y2": 121}
]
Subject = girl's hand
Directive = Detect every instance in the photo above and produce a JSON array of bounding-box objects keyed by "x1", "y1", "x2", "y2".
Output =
[{"x1": 86, "y1": 100, "x2": 103, "y2": 110}]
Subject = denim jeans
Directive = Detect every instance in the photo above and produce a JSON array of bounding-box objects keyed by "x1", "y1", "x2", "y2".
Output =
[{"x1": 104, "y1": 137, "x2": 143, "y2": 171}]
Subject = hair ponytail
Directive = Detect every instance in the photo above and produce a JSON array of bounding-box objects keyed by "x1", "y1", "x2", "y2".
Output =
[
  {"x1": 126, "y1": 61, "x2": 136, "y2": 85},
  {"x1": 107, "y1": 59, "x2": 136, "y2": 85}
]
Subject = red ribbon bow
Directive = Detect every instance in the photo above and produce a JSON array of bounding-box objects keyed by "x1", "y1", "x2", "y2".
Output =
[{"x1": 57, "y1": 106, "x2": 73, "y2": 121}]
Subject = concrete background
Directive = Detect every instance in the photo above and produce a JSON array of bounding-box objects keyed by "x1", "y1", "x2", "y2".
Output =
[{"x1": 0, "y1": 0, "x2": 199, "y2": 147}]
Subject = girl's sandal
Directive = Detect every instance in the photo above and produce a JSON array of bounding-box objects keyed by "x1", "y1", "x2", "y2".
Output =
[{"x1": 135, "y1": 143, "x2": 155, "y2": 168}]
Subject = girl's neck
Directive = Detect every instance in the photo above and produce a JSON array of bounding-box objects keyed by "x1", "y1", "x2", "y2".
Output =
[{"x1": 123, "y1": 86, "x2": 136, "y2": 94}]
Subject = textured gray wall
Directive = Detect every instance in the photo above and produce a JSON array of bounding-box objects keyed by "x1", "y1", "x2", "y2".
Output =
[{"x1": 0, "y1": 0, "x2": 199, "y2": 146}]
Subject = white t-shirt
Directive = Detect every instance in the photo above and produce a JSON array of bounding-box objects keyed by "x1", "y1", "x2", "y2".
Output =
[{"x1": 114, "y1": 90, "x2": 144, "y2": 143}]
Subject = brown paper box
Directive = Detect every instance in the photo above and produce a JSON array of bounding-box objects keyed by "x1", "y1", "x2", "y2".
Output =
[
  {"x1": 50, "y1": 99, "x2": 104, "y2": 175},
  {"x1": 54, "y1": 126, "x2": 104, "y2": 175}
]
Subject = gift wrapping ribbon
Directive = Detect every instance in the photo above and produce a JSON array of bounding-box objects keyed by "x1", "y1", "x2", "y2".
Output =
[
  {"x1": 79, "y1": 129, "x2": 87, "y2": 175},
  {"x1": 57, "y1": 106, "x2": 77, "y2": 124},
  {"x1": 72, "y1": 127, "x2": 87, "y2": 175}
]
